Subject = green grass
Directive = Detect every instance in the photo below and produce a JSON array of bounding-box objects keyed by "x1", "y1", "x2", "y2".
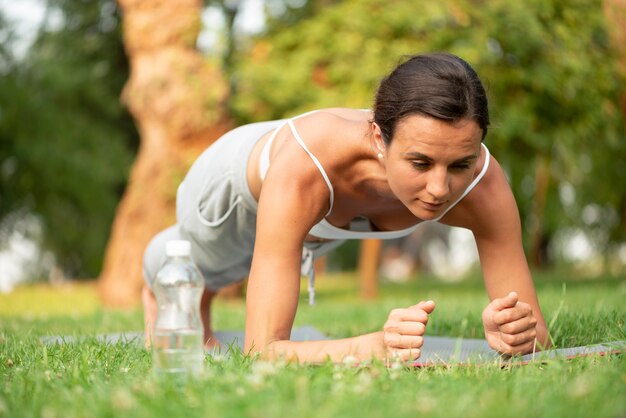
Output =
[{"x1": 1, "y1": 272, "x2": 625, "y2": 418}]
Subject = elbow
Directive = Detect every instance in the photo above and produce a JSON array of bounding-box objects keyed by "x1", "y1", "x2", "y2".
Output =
[
  {"x1": 244, "y1": 334, "x2": 273, "y2": 357},
  {"x1": 244, "y1": 336, "x2": 289, "y2": 360},
  {"x1": 243, "y1": 338, "x2": 263, "y2": 357}
]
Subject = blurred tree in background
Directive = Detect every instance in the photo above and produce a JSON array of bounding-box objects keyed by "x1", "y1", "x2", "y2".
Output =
[
  {"x1": 98, "y1": 0, "x2": 231, "y2": 306},
  {"x1": 0, "y1": 0, "x2": 137, "y2": 278},
  {"x1": 232, "y1": 0, "x2": 626, "y2": 269}
]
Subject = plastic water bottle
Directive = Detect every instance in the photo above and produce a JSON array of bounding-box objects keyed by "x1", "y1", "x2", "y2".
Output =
[{"x1": 152, "y1": 240, "x2": 205, "y2": 376}]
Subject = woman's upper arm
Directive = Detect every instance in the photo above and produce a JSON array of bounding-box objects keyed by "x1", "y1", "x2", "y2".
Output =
[{"x1": 243, "y1": 134, "x2": 330, "y2": 353}]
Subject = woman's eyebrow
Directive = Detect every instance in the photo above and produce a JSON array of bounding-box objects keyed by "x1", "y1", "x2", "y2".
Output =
[
  {"x1": 404, "y1": 152, "x2": 479, "y2": 163},
  {"x1": 452, "y1": 153, "x2": 479, "y2": 164},
  {"x1": 404, "y1": 152, "x2": 433, "y2": 161}
]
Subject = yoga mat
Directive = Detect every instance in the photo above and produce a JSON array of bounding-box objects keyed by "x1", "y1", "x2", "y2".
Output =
[
  {"x1": 40, "y1": 328, "x2": 624, "y2": 365},
  {"x1": 411, "y1": 337, "x2": 624, "y2": 366},
  {"x1": 39, "y1": 326, "x2": 327, "y2": 350}
]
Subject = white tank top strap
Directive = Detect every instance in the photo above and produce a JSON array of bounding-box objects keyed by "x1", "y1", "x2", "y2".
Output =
[
  {"x1": 431, "y1": 143, "x2": 491, "y2": 222},
  {"x1": 259, "y1": 111, "x2": 323, "y2": 182},
  {"x1": 309, "y1": 217, "x2": 422, "y2": 240},
  {"x1": 258, "y1": 123, "x2": 283, "y2": 180},
  {"x1": 307, "y1": 143, "x2": 490, "y2": 240},
  {"x1": 257, "y1": 110, "x2": 334, "y2": 217},
  {"x1": 287, "y1": 118, "x2": 335, "y2": 217}
]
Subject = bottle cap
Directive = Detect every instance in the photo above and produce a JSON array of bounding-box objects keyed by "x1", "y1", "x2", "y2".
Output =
[{"x1": 165, "y1": 240, "x2": 191, "y2": 257}]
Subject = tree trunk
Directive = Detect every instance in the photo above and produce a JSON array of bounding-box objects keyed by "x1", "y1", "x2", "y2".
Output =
[
  {"x1": 603, "y1": 0, "x2": 626, "y2": 237},
  {"x1": 358, "y1": 239, "x2": 381, "y2": 299},
  {"x1": 98, "y1": 0, "x2": 231, "y2": 307},
  {"x1": 530, "y1": 154, "x2": 551, "y2": 268}
]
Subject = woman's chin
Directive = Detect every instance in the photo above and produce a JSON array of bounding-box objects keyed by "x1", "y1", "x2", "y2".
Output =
[
  {"x1": 409, "y1": 208, "x2": 443, "y2": 221},
  {"x1": 407, "y1": 200, "x2": 450, "y2": 221}
]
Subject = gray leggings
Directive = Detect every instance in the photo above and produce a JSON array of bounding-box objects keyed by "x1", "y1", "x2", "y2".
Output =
[{"x1": 143, "y1": 120, "x2": 345, "y2": 291}]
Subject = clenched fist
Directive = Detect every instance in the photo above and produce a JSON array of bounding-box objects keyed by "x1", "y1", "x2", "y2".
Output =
[
  {"x1": 383, "y1": 300, "x2": 436, "y2": 361},
  {"x1": 482, "y1": 291, "x2": 538, "y2": 356}
]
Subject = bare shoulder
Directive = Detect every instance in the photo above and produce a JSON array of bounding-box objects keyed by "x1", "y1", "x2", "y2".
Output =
[
  {"x1": 260, "y1": 110, "x2": 364, "y2": 221},
  {"x1": 259, "y1": 108, "x2": 371, "y2": 227},
  {"x1": 293, "y1": 108, "x2": 371, "y2": 140},
  {"x1": 278, "y1": 108, "x2": 371, "y2": 172},
  {"x1": 270, "y1": 108, "x2": 368, "y2": 164},
  {"x1": 443, "y1": 152, "x2": 522, "y2": 238}
]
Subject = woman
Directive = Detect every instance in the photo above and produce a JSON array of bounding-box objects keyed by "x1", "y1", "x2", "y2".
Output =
[{"x1": 143, "y1": 52, "x2": 550, "y2": 363}]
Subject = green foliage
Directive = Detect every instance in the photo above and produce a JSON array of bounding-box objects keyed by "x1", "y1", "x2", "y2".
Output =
[
  {"x1": 232, "y1": 0, "x2": 626, "y2": 258},
  {"x1": 262, "y1": 0, "x2": 344, "y2": 34},
  {"x1": 0, "y1": 0, "x2": 137, "y2": 277}
]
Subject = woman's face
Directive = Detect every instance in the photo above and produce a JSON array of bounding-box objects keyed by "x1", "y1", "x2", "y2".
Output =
[{"x1": 379, "y1": 114, "x2": 483, "y2": 221}]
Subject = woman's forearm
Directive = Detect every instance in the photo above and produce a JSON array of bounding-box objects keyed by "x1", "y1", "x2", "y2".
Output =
[{"x1": 258, "y1": 332, "x2": 385, "y2": 363}]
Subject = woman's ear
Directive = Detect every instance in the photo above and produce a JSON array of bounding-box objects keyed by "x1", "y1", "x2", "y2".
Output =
[{"x1": 371, "y1": 122, "x2": 386, "y2": 159}]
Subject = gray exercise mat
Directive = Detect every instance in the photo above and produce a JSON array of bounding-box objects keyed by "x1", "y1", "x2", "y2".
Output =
[
  {"x1": 40, "y1": 328, "x2": 624, "y2": 365},
  {"x1": 413, "y1": 337, "x2": 625, "y2": 366},
  {"x1": 39, "y1": 326, "x2": 327, "y2": 350}
]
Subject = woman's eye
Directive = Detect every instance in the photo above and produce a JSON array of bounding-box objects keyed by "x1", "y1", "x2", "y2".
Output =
[
  {"x1": 451, "y1": 164, "x2": 471, "y2": 171},
  {"x1": 410, "y1": 161, "x2": 471, "y2": 171},
  {"x1": 411, "y1": 161, "x2": 430, "y2": 170}
]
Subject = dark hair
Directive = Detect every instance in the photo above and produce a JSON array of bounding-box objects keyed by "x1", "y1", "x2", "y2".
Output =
[{"x1": 373, "y1": 52, "x2": 489, "y2": 143}]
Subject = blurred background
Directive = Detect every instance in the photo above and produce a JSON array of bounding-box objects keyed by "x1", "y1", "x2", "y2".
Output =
[{"x1": 0, "y1": 0, "x2": 624, "y2": 302}]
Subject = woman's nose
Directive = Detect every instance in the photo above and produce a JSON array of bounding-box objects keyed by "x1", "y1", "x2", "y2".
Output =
[{"x1": 426, "y1": 168, "x2": 450, "y2": 201}]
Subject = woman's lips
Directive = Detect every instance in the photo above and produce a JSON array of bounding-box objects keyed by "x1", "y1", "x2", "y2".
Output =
[{"x1": 420, "y1": 200, "x2": 446, "y2": 210}]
